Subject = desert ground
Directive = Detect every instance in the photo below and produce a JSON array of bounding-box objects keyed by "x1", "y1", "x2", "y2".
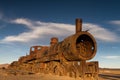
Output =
[
  {"x1": 99, "y1": 68, "x2": 120, "y2": 80},
  {"x1": 0, "y1": 65, "x2": 120, "y2": 80},
  {"x1": 0, "y1": 68, "x2": 77, "y2": 80}
]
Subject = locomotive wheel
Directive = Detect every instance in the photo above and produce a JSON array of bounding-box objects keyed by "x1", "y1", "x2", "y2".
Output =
[
  {"x1": 54, "y1": 63, "x2": 67, "y2": 76},
  {"x1": 54, "y1": 66, "x2": 62, "y2": 75},
  {"x1": 69, "y1": 66, "x2": 77, "y2": 78}
]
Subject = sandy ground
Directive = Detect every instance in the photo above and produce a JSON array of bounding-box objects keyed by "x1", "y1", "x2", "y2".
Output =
[
  {"x1": 0, "y1": 74, "x2": 77, "y2": 80},
  {"x1": 99, "y1": 69, "x2": 120, "y2": 80},
  {"x1": 0, "y1": 68, "x2": 78, "y2": 80},
  {"x1": 0, "y1": 68, "x2": 120, "y2": 80}
]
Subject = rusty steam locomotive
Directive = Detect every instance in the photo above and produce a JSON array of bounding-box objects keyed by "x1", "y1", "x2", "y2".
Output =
[{"x1": 9, "y1": 19, "x2": 99, "y2": 80}]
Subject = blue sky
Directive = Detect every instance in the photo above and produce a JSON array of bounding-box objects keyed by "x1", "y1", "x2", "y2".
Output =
[{"x1": 0, "y1": 0, "x2": 120, "y2": 68}]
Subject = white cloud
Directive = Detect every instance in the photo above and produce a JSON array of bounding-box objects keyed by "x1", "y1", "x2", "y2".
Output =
[
  {"x1": 83, "y1": 23, "x2": 119, "y2": 42},
  {"x1": 1, "y1": 18, "x2": 74, "y2": 43},
  {"x1": 101, "y1": 56, "x2": 120, "y2": 59},
  {"x1": 110, "y1": 20, "x2": 120, "y2": 25},
  {"x1": 0, "y1": 18, "x2": 119, "y2": 43},
  {"x1": 11, "y1": 18, "x2": 34, "y2": 29},
  {"x1": 109, "y1": 20, "x2": 120, "y2": 31}
]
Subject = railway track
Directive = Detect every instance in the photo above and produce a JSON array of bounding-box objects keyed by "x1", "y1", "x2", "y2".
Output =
[{"x1": 99, "y1": 74, "x2": 120, "y2": 80}]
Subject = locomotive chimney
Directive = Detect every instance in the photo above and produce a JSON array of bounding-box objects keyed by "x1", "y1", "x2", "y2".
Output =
[{"x1": 76, "y1": 18, "x2": 82, "y2": 33}]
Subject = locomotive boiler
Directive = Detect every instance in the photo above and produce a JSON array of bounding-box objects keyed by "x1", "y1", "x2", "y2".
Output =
[{"x1": 9, "y1": 19, "x2": 99, "y2": 80}]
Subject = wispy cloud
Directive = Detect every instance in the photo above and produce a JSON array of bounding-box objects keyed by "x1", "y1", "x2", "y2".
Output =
[
  {"x1": 0, "y1": 18, "x2": 119, "y2": 43},
  {"x1": 11, "y1": 18, "x2": 34, "y2": 29},
  {"x1": 1, "y1": 18, "x2": 74, "y2": 43},
  {"x1": 110, "y1": 20, "x2": 120, "y2": 25},
  {"x1": 109, "y1": 20, "x2": 120, "y2": 31},
  {"x1": 83, "y1": 23, "x2": 119, "y2": 42},
  {"x1": 101, "y1": 56, "x2": 120, "y2": 59}
]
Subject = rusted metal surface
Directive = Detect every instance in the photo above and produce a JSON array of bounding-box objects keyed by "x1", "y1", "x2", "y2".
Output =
[
  {"x1": 9, "y1": 19, "x2": 98, "y2": 80},
  {"x1": 60, "y1": 31, "x2": 97, "y2": 61},
  {"x1": 50, "y1": 37, "x2": 58, "y2": 46},
  {"x1": 30, "y1": 46, "x2": 42, "y2": 54},
  {"x1": 76, "y1": 18, "x2": 82, "y2": 33}
]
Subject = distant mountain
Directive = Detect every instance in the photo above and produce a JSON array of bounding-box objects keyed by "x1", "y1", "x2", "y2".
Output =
[
  {"x1": 99, "y1": 68, "x2": 120, "y2": 74},
  {"x1": 0, "y1": 63, "x2": 9, "y2": 68}
]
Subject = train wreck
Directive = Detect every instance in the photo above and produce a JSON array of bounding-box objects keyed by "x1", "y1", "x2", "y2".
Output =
[{"x1": 9, "y1": 19, "x2": 99, "y2": 80}]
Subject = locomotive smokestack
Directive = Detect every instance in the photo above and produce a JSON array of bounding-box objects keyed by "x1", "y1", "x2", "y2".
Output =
[{"x1": 76, "y1": 18, "x2": 82, "y2": 33}]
